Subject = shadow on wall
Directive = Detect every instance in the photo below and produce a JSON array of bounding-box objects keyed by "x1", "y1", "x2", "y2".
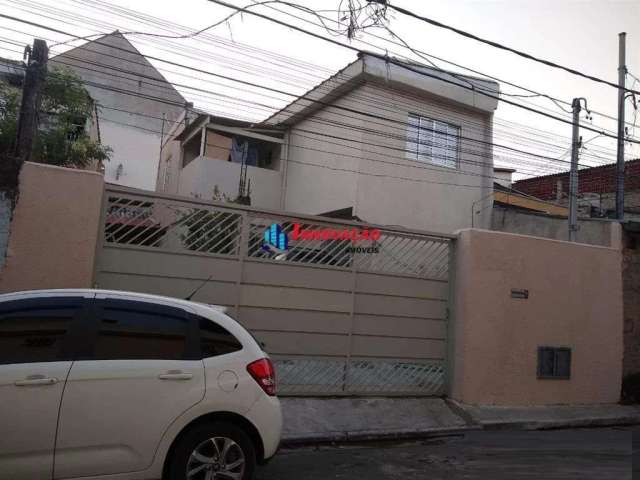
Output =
[{"x1": 0, "y1": 192, "x2": 11, "y2": 271}]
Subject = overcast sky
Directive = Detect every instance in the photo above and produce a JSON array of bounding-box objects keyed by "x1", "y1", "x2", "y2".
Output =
[{"x1": 1, "y1": 0, "x2": 638, "y2": 178}]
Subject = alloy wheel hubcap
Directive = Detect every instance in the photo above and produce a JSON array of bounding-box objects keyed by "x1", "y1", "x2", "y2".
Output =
[{"x1": 186, "y1": 436, "x2": 245, "y2": 480}]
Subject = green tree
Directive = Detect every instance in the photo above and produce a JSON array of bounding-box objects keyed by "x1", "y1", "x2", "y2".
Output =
[{"x1": 0, "y1": 66, "x2": 111, "y2": 168}]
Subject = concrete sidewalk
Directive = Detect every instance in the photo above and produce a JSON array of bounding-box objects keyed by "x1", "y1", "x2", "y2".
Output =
[
  {"x1": 458, "y1": 402, "x2": 640, "y2": 431},
  {"x1": 280, "y1": 397, "x2": 640, "y2": 445}
]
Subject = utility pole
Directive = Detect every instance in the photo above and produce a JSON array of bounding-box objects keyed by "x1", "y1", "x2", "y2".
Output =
[
  {"x1": 615, "y1": 32, "x2": 626, "y2": 220},
  {"x1": 568, "y1": 98, "x2": 582, "y2": 242},
  {"x1": 13, "y1": 39, "x2": 48, "y2": 165}
]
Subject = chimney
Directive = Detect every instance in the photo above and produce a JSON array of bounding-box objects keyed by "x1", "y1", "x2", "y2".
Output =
[{"x1": 493, "y1": 167, "x2": 516, "y2": 188}]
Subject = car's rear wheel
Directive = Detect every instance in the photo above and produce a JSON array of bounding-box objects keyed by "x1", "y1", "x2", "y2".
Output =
[{"x1": 168, "y1": 422, "x2": 256, "y2": 480}]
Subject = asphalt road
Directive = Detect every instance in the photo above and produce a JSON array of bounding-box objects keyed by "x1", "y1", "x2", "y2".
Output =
[{"x1": 257, "y1": 427, "x2": 636, "y2": 480}]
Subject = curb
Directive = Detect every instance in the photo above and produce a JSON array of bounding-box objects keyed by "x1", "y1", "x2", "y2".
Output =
[
  {"x1": 281, "y1": 425, "x2": 480, "y2": 447},
  {"x1": 480, "y1": 415, "x2": 640, "y2": 431},
  {"x1": 281, "y1": 416, "x2": 640, "y2": 447}
]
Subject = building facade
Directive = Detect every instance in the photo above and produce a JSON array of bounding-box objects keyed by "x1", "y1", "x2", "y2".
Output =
[
  {"x1": 50, "y1": 32, "x2": 187, "y2": 190},
  {"x1": 158, "y1": 53, "x2": 499, "y2": 234}
]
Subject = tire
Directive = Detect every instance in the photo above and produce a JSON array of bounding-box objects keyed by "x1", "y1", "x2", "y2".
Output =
[{"x1": 167, "y1": 421, "x2": 256, "y2": 480}]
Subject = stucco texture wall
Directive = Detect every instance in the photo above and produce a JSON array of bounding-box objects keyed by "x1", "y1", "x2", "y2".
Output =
[
  {"x1": 623, "y1": 230, "x2": 640, "y2": 377},
  {"x1": 284, "y1": 81, "x2": 494, "y2": 233},
  {"x1": 354, "y1": 82, "x2": 493, "y2": 234},
  {"x1": 492, "y1": 207, "x2": 621, "y2": 248},
  {"x1": 450, "y1": 229, "x2": 623, "y2": 405},
  {"x1": 0, "y1": 162, "x2": 104, "y2": 293}
]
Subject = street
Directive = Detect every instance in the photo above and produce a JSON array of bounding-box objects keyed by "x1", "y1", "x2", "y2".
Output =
[{"x1": 258, "y1": 428, "x2": 636, "y2": 480}]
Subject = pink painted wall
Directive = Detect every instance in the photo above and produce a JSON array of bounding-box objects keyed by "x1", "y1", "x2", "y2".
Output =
[
  {"x1": 450, "y1": 229, "x2": 623, "y2": 405},
  {"x1": 0, "y1": 162, "x2": 104, "y2": 292}
]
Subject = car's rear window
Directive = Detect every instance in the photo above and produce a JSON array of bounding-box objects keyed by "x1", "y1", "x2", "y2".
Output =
[{"x1": 198, "y1": 316, "x2": 243, "y2": 358}]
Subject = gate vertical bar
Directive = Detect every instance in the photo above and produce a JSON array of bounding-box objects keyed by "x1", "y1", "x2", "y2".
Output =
[
  {"x1": 342, "y1": 249, "x2": 359, "y2": 392},
  {"x1": 443, "y1": 239, "x2": 455, "y2": 396},
  {"x1": 234, "y1": 212, "x2": 249, "y2": 319}
]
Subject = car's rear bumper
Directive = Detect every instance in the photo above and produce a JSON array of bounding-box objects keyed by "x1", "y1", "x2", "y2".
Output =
[{"x1": 245, "y1": 393, "x2": 282, "y2": 461}]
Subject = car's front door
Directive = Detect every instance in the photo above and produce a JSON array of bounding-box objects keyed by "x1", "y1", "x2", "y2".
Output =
[
  {"x1": 0, "y1": 295, "x2": 87, "y2": 480},
  {"x1": 53, "y1": 295, "x2": 205, "y2": 479}
]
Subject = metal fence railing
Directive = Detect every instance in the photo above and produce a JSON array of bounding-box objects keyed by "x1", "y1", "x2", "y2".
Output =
[{"x1": 103, "y1": 190, "x2": 452, "y2": 280}]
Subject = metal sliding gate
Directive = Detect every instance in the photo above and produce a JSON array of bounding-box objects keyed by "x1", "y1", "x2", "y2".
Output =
[{"x1": 96, "y1": 187, "x2": 453, "y2": 396}]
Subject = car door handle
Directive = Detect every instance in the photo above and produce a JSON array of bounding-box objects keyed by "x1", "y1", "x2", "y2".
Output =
[
  {"x1": 15, "y1": 375, "x2": 59, "y2": 386},
  {"x1": 158, "y1": 371, "x2": 193, "y2": 380}
]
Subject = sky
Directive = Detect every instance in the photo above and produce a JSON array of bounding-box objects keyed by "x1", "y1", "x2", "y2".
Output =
[{"x1": 0, "y1": 0, "x2": 638, "y2": 179}]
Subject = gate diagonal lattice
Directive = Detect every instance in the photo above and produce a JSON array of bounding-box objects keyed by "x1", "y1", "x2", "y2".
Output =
[{"x1": 99, "y1": 189, "x2": 452, "y2": 396}]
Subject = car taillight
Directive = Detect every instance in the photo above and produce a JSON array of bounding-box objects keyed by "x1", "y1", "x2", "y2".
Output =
[{"x1": 247, "y1": 358, "x2": 276, "y2": 396}]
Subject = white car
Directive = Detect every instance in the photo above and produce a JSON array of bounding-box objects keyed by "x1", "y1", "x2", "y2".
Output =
[{"x1": 0, "y1": 289, "x2": 282, "y2": 480}]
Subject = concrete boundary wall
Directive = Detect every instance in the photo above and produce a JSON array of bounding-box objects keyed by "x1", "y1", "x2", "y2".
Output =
[
  {"x1": 0, "y1": 165, "x2": 625, "y2": 405},
  {"x1": 450, "y1": 229, "x2": 623, "y2": 405},
  {"x1": 0, "y1": 162, "x2": 104, "y2": 292}
]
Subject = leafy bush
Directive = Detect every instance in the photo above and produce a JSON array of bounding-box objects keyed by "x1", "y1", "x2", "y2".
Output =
[{"x1": 0, "y1": 66, "x2": 111, "y2": 168}]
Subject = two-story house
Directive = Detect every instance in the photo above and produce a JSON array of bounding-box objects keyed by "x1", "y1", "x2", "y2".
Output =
[{"x1": 157, "y1": 52, "x2": 499, "y2": 233}]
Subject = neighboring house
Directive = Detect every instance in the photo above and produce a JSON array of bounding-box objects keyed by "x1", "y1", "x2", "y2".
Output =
[
  {"x1": 158, "y1": 52, "x2": 499, "y2": 234},
  {"x1": 513, "y1": 158, "x2": 640, "y2": 221},
  {"x1": 49, "y1": 32, "x2": 188, "y2": 190},
  {"x1": 490, "y1": 167, "x2": 569, "y2": 218}
]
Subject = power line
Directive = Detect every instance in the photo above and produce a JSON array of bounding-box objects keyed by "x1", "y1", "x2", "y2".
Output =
[
  {"x1": 5, "y1": 0, "x2": 635, "y2": 135},
  {"x1": 254, "y1": 0, "x2": 579, "y2": 113},
  {"x1": 1, "y1": 69, "x2": 616, "y2": 195},
  {"x1": 0, "y1": 44, "x2": 618, "y2": 175},
  {"x1": 0, "y1": 54, "x2": 564, "y2": 183},
  {"x1": 87, "y1": 0, "x2": 640, "y2": 129},
  {"x1": 202, "y1": 0, "x2": 640, "y2": 145},
  {"x1": 2, "y1": 0, "x2": 632, "y2": 143},
  {"x1": 379, "y1": 1, "x2": 640, "y2": 96},
  {"x1": 70, "y1": 0, "x2": 633, "y2": 129},
  {"x1": 0, "y1": 31, "x2": 613, "y2": 173},
  {"x1": 0, "y1": 32, "x2": 623, "y2": 176}
]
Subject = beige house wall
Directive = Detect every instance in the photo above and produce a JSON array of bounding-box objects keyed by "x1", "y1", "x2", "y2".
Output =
[
  {"x1": 355, "y1": 82, "x2": 493, "y2": 233},
  {"x1": 492, "y1": 208, "x2": 622, "y2": 248},
  {"x1": 0, "y1": 162, "x2": 104, "y2": 293},
  {"x1": 285, "y1": 92, "x2": 363, "y2": 215},
  {"x1": 284, "y1": 81, "x2": 493, "y2": 233},
  {"x1": 450, "y1": 229, "x2": 623, "y2": 405}
]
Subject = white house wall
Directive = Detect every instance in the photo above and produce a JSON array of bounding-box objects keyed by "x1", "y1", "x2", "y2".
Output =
[
  {"x1": 50, "y1": 32, "x2": 186, "y2": 191},
  {"x1": 178, "y1": 155, "x2": 282, "y2": 208},
  {"x1": 100, "y1": 121, "x2": 161, "y2": 190}
]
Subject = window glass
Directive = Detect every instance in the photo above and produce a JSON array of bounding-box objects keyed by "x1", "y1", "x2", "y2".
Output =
[
  {"x1": 93, "y1": 300, "x2": 188, "y2": 360},
  {"x1": 198, "y1": 317, "x2": 242, "y2": 358},
  {"x1": 406, "y1": 114, "x2": 459, "y2": 168},
  {"x1": 0, "y1": 297, "x2": 81, "y2": 364},
  {"x1": 537, "y1": 346, "x2": 571, "y2": 379}
]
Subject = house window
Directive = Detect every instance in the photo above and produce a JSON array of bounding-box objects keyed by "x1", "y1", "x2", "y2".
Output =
[
  {"x1": 537, "y1": 346, "x2": 571, "y2": 379},
  {"x1": 406, "y1": 114, "x2": 460, "y2": 169}
]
